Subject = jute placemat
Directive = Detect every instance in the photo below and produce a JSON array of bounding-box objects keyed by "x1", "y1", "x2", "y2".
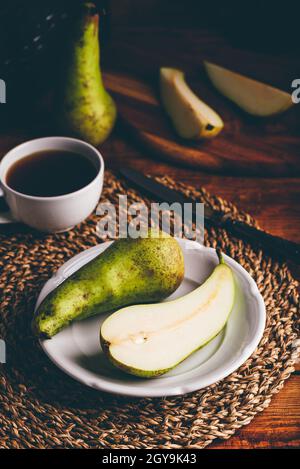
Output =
[{"x1": 0, "y1": 171, "x2": 299, "y2": 449}]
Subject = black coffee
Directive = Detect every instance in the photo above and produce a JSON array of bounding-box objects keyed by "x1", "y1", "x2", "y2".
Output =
[{"x1": 6, "y1": 150, "x2": 98, "y2": 197}]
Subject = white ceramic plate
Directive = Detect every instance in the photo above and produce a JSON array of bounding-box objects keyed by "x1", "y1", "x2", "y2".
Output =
[{"x1": 37, "y1": 239, "x2": 266, "y2": 397}]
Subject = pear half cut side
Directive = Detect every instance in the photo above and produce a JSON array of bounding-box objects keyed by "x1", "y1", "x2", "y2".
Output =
[
  {"x1": 204, "y1": 61, "x2": 293, "y2": 117},
  {"x1": 100, "y1": 252, "x2": 235, "y2": 378},
  {"x1": 160, "y1": 67, "x2": 224, "y2": 139}
]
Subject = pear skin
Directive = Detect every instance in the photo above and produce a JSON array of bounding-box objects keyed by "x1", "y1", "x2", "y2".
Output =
[
  {"x1": 33, "y1": 232, "x2": 184, "y2": 338},
  {"x1": 59, "y1": 3, "x2": 116, "y2": 145}
]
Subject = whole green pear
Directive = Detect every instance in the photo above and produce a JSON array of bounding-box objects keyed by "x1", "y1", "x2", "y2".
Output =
[
  {"x1": 33, "y1": 232, "x2": 184, "y2": 338},
  {"x1": 58, "y1": 3, "x2": 116, "y2": 145}
]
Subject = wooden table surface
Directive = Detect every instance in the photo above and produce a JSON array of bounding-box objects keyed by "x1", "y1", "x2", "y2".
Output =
[
  {"x1": 100, "y1": 25, "x2": 299, "y2": 449},
  {"x1": 1, "y1": 129, "x2": 299, "y2": 450},
  {"x1": 0, "y1": 21, "x2": 299, "y2": 449},
  {"x1": 102, "y1": 132, "x2": 300, "y2": 449}
]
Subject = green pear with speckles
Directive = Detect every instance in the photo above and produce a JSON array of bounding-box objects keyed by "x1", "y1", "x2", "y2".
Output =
[
  {"x1": 33, "y1": 231, "x2": 184, "y2": 338},
  {"x1": 59, "y1": 3, "x2": 116, "y2": 145}
]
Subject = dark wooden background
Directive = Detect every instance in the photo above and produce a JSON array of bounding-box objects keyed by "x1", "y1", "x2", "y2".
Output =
[
  {"x1": 0, "y1": 0, "x2": 299, "y2": 449},
  {"x1": 105, "y1": 1, "x2": 300, "y2": 448}
]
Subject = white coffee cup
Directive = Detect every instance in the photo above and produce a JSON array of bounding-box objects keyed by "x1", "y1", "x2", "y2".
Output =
[{"x1": 0, "y1": 136, "x2": 104, "y2": 233}]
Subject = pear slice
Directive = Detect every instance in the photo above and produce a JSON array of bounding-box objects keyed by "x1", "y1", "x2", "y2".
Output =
[
  {"x1": 100, "y1": 252, "x2": 235, "y2": 377},
  {"x1": 204, "y1": 61, "x2": 293, "y2": 117},
  {"x1": 160, "y1": 67, "x2": 224, "y2": 139}
]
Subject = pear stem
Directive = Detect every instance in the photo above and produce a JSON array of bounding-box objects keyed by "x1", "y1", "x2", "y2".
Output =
[{"x1": 216, "y1": 248, "x2": 225, "y2": 264}]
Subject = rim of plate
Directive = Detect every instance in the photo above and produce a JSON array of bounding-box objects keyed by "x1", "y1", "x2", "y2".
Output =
[{"x1": 38, "y1": 239, "x2": 266, "y2": 397}]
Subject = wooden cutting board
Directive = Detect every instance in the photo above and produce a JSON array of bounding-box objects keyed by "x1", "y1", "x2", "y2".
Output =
[{"x1": 104, "y1": 70, "x2": 300, "y2": 176}]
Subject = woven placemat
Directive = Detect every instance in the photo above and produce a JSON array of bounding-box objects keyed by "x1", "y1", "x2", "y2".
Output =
[{"x1": 0, "y1": 170, "x2": 299, "y2": 449}]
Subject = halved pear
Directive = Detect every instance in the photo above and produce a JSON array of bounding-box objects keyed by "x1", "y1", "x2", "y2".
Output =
[
  {"x1": 204, "y1": 61, "x2": 293, "y2": 117},
  {"x1": 160, "y1": 67, "x2": 224, "y2": 139},
  {"x1": 100, "y1": 252, "x2": 235, "y2": 377}
]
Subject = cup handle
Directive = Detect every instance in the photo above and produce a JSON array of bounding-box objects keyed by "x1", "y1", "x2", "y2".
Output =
[{"x1": 0, "y1": 187, "x2": 17, "y2": 224}]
